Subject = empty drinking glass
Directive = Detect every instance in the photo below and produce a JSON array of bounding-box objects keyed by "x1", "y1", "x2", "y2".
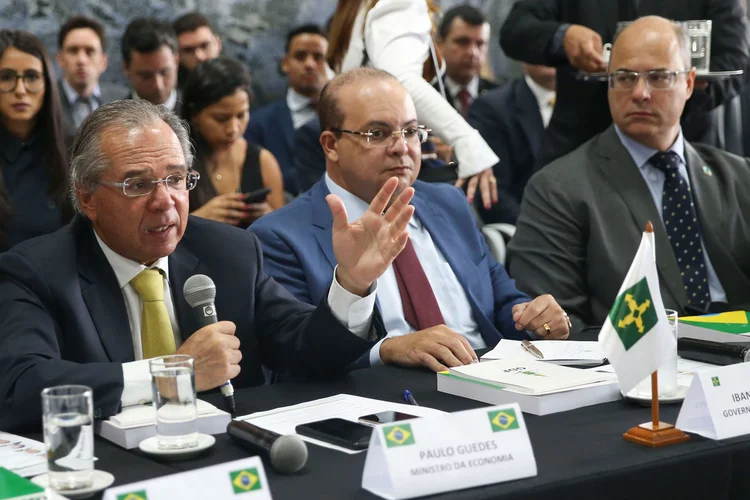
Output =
[
  {"x1": 149, "y1": 354, "x2": 199, "y2": 450},
  {"x1": 634, "y1": 309, "x2": 679, "y2": 398},
  {"x1": 41, "y1": 385, "x2": 94, "y2": 491}
]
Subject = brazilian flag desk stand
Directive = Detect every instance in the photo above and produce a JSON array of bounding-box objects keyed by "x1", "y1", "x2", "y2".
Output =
[{"x1": 599, "y1": 222, "x2": 690, "y2": 448}]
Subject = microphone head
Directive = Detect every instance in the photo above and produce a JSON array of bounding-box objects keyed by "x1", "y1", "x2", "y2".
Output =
[
  {"x1": 269, "y1": 435, "x2": 308, "y2": 474},
  {"x1": 183, "y1": 274, "x2": 216, "y2": 307}
]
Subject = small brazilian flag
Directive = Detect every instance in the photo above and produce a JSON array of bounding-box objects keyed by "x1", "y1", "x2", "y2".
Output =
[
  {"x1": 598, "y1": 228, "x2": 677, "y2": 395},
  {"x1": 117, "y1": 491, "x2": 148, "y2": 500},
  {"x1": 229, "y1": 468, "x2": 261, "y2": 494},
  {"x1": 488, "y1": 409, "x2": 519, "y2": 432},
  {"x1": 383, "y1": 423, "x2": 415, "y2": 448},
  {"x1": 712, "y1": 377, "x2": 721, "y2": 387}
]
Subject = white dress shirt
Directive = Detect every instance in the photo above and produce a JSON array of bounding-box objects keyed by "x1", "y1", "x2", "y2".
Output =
[
  {"x1": 444, "y1": 75, "x2": 479, "y2": 113},
  {"x1": 341, "y1": 0, "x2": 499, "y2": 178},
  {"x1": 614, "y1": 125, "x2": 727, "y2": 303},
  {"x1": 94, "y1": 231, "x2": 377, "y2": 407},
  {"x1": 325, "y1": 174, "x2": 485, "y2": 366},
  {"x1": 286, "y1": 88, "x2": 318, "y2": 130},
  {"x1": 524, "y1": 75, "x2": 556, "y2": 128},
  {"x1": 132, "y1": 88, "x2": 178, "y2": 111}
]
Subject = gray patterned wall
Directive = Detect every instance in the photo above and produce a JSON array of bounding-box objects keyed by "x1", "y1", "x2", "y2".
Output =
[{"x1": 0, "y1": 0, "x2": 517, "y2": 107}]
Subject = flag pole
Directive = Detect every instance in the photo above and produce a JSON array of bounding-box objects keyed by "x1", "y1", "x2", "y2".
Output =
[
  {"x1": 623, "y1": 221, "x2": 689, "y2": 448},
  {"x1": 651, "y1": 371, "x2": 659, "y2": 428}
]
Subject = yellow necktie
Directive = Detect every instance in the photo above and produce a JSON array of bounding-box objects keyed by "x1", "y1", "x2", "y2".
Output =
[{"x1": 130, "y1": 269, "x2": 175, "y2": 359}]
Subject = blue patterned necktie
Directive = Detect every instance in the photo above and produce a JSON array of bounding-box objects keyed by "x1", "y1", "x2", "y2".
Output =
[{"x1": 649, "y1": 151, "x2": 710, "y2": 310}]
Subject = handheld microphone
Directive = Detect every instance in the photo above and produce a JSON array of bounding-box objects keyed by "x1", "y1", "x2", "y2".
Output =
[
  {"x1": 183, "y1": 274, "x2": 235, "y2": 413},
  {"x1": 227, "y1": 420, "x2": 308, "y2": 474}
]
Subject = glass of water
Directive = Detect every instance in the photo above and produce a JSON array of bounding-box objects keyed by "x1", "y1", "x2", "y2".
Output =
[
  {"x1": 685, "y1": 20, "x2": 712, "y2": 73},
  {"x1": 41, "y1": 385, "x2": 94, "y2": 491},
  {"x1": 149, "y1": 354, "x2": 198, "y2": 450},
  {"x1": 635, "y1": 309, "x2": 679, "y2": 398}
]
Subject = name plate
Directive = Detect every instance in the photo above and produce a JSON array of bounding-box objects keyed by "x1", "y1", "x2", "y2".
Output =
[
  {"x1": 103, "y1": 457, "x2": 272, "y2": 500},
  {"x1": 676, "y1": 363, "x2": 750, "y2": 440},
  {"x1": 361, "y1": 403, "x2": 536, "y2": 499}
]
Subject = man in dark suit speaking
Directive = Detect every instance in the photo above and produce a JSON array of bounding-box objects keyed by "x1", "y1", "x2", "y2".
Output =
[
  {"x1": 0, "y1": 99, "x2": 413, "y2": 431},
  {"x1": 509, "y1": 17, "x2": 750, "y2": 334},
  {"x1": 252, "y1": 68, "x2": 570, "y2": 374}
]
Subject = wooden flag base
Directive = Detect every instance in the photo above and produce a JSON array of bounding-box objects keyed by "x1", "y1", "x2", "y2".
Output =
[
  {"x1": 623, "y1": 422, "x2": 690, "y2": 448},
  {"x1": 623, "y1": 371, "x2": 689, "y2": 448}
]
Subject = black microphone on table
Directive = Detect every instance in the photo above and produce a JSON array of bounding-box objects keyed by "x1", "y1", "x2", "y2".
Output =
[
  {"x1": 183, "y1": 274, "x2": 235, "y2": 414},
  {"x1": 227, "y1": 420, "x2": 308, "y2": 474}
]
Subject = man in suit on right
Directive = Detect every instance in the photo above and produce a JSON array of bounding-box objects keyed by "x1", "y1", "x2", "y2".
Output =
[
  {"x1": 468, "y1": 63, "x2": 556, "y2": 224},
  {"x1": 509, "y1": 16, "x2": 750, "y2": 334},
  {"x1": 56, "y1": 16, "x2": 126, "y2": 140},
  {"x1": 500, "y1": 0, "x2": 749, "y2": 167},
  {"x1": 435, "y1": 4, "x2": 498, "y2": 117}
]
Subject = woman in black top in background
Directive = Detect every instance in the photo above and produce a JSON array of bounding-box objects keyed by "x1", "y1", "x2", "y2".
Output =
[
  {"x1": 0, "y1": 30, "x2": 71, "y2": 251},
  {"x1": 182, "y1": 56, "x2": 284, "y2": 228}
]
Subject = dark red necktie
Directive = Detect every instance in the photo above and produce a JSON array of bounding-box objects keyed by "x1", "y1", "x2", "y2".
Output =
[
  {"x1": 392, "y1": 238, "x2": 445, "y2": 330},
  {"x1": 457, "y1": 89, "x2": 472, "y2": 118}
]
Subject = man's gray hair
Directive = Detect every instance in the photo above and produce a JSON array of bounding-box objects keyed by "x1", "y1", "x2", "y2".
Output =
[
  {"x1": 611, "y1": 18, "x2": 692, "y2": 68},
  {"x1": 68, "y1": 99, "x2": 194, "y2": 214}
]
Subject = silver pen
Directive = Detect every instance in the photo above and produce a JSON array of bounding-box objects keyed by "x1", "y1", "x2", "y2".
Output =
[{"x1": 521, "y1": 339, "x2": 544, "y2": 359}]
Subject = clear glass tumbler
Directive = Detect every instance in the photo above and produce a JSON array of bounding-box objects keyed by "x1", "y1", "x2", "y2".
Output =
[{"x1": 149, "y1": 354, "x2": 199, "y2": 450}]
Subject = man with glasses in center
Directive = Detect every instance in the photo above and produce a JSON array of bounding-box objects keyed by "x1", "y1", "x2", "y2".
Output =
[
  {"x1": 509, "y1": 16, "x2": 750, "y2": 334},
  {"x1": 252, "y1": 68, "x2": 570, "y2": 375}
]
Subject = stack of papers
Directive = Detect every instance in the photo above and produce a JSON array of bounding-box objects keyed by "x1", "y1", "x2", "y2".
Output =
[
  {"x1": 0, "y1": 434, "x2": 46, "y2": 478},
  {"x1": 481, "y1": 340, "x2": 606, "y2": 366},
  {"x1": 438, "y1": 359, "x2": 621, "y2": 415},
  {"x1": 96, "y1": 399, "x2": 231, "y2": 449},
  {"x1": 238, "y1": 394, "x2": 446, "y2": 455}
]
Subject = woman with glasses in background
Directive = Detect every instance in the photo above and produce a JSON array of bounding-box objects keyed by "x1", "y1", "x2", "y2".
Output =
[
  {"x1": 0, "y1": 30, "x2": 71, "y2": 252},
  {"x1": 182, "y1": 56, "x2": 284, "y2": 228}
]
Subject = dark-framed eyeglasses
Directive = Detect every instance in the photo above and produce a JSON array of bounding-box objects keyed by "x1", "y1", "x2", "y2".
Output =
[
  {"x1": 0, "y1": 69, "x2": 45, "y2": 94},
  {"x1": 99, "y1": 171, "x2": 200, "y2": 197},
  {"x1": 330, "y1": 125, "x2": 431, "y2": 147},
  {"x1": 608, "y1": 69, "x2": 690, "y2": 91}
]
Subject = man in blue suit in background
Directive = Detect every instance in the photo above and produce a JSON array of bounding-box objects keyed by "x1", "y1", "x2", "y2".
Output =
[
  {"x1": 468, "y1": 63, "x2": 556, "y2": 224},
  {"x1": 252, "y1": 68, "x2": 570, "y2": 373},
  {"x1": 245, "y1": 24, "x2": 329, "y2": 195}
]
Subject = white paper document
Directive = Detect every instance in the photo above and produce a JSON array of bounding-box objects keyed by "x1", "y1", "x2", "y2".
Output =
[
  {"x1": 449, "y1": 359, "x2": 612, "y2": 395},
  {"x1": 238, "y1": 394, "x2": 447, "y2": 454},
  {"x1": 0, "y1": 433, "x2": 47, "y2": 477},
  {"x1": 481, "y1": 340, "x2": 605, "y2": 366}
]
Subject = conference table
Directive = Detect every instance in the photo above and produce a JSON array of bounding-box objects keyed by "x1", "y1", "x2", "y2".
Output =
[{"x1": 26, "y1": 362, "x2": 750, "y2": 500}]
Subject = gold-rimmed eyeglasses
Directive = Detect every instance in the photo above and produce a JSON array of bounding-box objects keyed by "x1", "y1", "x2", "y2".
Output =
[{"x1": 330, "y1": 125, "x2": 431, "y2": 147}]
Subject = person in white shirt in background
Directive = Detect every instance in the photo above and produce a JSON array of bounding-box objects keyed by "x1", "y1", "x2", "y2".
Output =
[{"x1": 327, "y1": 0, "x2": 500, "y2": 211}]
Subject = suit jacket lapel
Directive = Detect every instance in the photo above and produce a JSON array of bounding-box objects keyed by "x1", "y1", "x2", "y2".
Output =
[
  {"x1": 76, "y1": 219, "x2": 134, "y2": 363},
  {"x1": 516, "y1": 79, "x2": 545, "y2": 156},
  {"x1": 592, "y1": 126, "x2": 688, "y2": 306},
  {"x1": 168, "y1": 244, "x2": 200, "y2": 342},
  {"x1": 311, "y1": 180, "x2": 337, "y2": 269},
  {"x1": 684, "y1": 144, "x2": 750, "y2": 301},
  {"x1": 281, "y1": 100, "x2": 295, "y2": 152}
]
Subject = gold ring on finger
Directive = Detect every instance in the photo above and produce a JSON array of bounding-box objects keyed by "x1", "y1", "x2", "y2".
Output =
[
  {"x1": 543, "y1": 323, "x2": 551, "y2": 335},
  {"x1": 489, "y1": 176, "x2": 497, "y2": 185}
]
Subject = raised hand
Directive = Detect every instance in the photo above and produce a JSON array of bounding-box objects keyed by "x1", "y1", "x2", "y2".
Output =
[{"x1": 328, "y1": 177, "x2": 415, "y2": 296}]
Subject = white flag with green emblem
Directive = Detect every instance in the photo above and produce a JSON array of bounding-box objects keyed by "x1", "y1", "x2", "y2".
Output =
[{"x1": 598, "y1": 228, "x2": 676, "y2": 393}]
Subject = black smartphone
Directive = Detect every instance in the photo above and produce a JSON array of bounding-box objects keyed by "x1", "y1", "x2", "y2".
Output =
[
  {"x1": 358, "y1": 411, "x2": 419, "y2": 426},
  {"x1": 244, "y1": 187, "x2": 272, "y2": 203},
  {"x1": 295, "y1": 418, "x2": 373, "y2": 451}
]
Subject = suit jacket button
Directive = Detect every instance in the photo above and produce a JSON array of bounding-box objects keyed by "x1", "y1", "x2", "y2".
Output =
[{"x1": 94, "y1": 408, "x2": 103, "y2": 419}]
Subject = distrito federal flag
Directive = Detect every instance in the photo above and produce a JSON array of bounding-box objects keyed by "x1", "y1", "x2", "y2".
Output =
[{"x1": 598, "y1": 225, "x2": 676, "y2": 394}]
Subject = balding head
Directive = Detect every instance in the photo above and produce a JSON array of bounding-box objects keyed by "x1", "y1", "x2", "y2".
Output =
[
  {"x1": 607, "y1": 16, "x2": 695, "y2": 151},
  {"x1": 318, "y1": 67, "x2": 421, "y2": 206}
]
